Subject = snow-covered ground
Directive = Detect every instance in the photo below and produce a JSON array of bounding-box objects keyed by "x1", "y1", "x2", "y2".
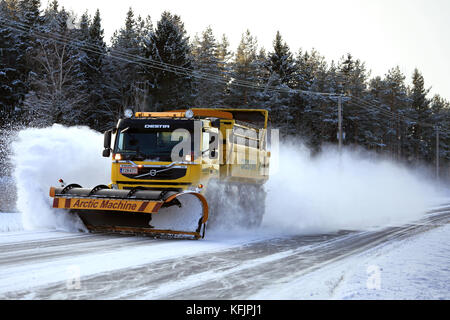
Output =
[
  {"x1": 0, "y1": 208, "x2": 448, "y2": 299},
  {"x1": 250, "y1": 221, "x2": 450, "y2": 300},
  {"x1": 1, "y1": 125, "x2": 448, "y2": 299}
]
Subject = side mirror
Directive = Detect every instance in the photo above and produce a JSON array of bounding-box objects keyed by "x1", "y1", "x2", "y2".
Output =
[
  {"x1": 104, "y1": 129, "x2": 112, "y2": 149},
  {"x1": 102, "y1": 148, "x2": 111, "y2": 157},
  {"x1": 103, "y1": 129, "x2": 113, "y2": 157}
]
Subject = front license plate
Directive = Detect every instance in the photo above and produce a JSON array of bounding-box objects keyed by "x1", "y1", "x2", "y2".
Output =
[{"x1": 120, "y1": 167, "x2": 138, "y2": 174}]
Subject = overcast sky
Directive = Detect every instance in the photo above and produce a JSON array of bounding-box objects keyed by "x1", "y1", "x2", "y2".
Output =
[{"x1": 44, "y1": 0, "x2": 450, "y2": 100}]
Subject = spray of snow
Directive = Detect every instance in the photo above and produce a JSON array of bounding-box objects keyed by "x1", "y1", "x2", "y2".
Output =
[
  {"x1": 5, "y1": 124, "x2": 445, "y2": 237},
  {"x1": 263, "y1": 141, "x2": 444, "y2": 235},
  {"x1": 11, "y1": 124, "x2": 110, "y2": 232}
]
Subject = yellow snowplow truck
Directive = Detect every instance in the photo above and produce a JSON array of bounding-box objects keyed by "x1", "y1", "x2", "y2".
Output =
[{"x1": 49, "y1": 108, "x2": 270, "y2": 239}]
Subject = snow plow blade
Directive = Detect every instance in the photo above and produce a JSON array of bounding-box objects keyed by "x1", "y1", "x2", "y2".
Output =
[{"x1": 49, "y1": 185, "x2": 208, "y2": 239}]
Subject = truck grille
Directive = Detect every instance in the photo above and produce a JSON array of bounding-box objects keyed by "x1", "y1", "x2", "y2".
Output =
[{"x1": 121, "y1": 166, "x2": 187, "y2": 180}]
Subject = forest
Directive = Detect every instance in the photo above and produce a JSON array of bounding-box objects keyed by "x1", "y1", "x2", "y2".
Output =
[{"x1": 1, "y1": 0, "x2": 449, "y2": 179}]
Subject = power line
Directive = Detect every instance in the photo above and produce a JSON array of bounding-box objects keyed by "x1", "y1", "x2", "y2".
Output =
[
  {"x1": 0, "y1": 15, "x2": 340, "y2": 98},
  {"x1": 347, "y1": 94, "x2": 439, "y2": 129},
  {"x1": 1, "y1": 14, "x2": 447, "y2": 136}
]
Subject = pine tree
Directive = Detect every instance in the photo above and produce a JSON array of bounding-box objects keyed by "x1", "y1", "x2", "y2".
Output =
[
  {"x1": 105, "y1": 7, "x2": 147, "y2": 118},
  {"x1": 307, "y1": 51, "x2": 337, "y2": 148},
  {"x1": 381, "y1": 67, "x2": 411, "y2": 158},
  {"x1": 318, "y1": 60, "x2": 342, "y2": 145},
  {"x1": 79, "y1": 10, "x2": 89, "y2": 37},
  {"x1": 134, "y1": 14, "x2": 154, "y2": 111},
  {"x1": 0, "y1": 0, "x2": 27, "y2": 126},
  {"x1": 288, "y1": 49, "x2": 331, "y2": 148},
  {"x1": 216, "y1": 34, "x2": 233, "y2": 75},
  {"x1": 191, "y1": 26, "x2": 225, "y2": 107},
  {"x1": 430, "y1": 95, "x2": 450, "y2": 164},
  {"x1": 0, "y1": 0, "x2": 44, "y2": 127},
  {"x1": 410, "y1": 68, "x2": 432, "y2": 161},
  {"x1": 366, "y1": 76, "x2": 395, "y2": 153},
  {"x1": 17, "y1": 0, "x2": 42, "y2": 71},
  {"x1": 88, "y1": 9, "x2": 105, "y2": 74},
  {"x1": 75, "y1": 10, "x2": 90, "y2": 93},
  {"x1": 21, "y1": 1, "x2": 86, "y2": 126},
  {"x1": 337, "y1": 53, "x2": 370, "y2": 146},
  {"x1": 267, "y1": 31, "x2": 296, "y2": 87},
  {"x1": 143, "y1": 11, "x2": 192, "y2": 110},
  {"x1": 262, "y1": 32, "x2": 296, "y2": 135},
  {"x1": 227, "y1": 29, "x2": 260, "y2": 107},
  {"x1": 81, "y1": 9, "x2": 109, "y2": 130}
]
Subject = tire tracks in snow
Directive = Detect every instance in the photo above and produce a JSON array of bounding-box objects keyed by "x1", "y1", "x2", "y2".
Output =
[{"x1": 0, "y1": 208, "x2": 449, "y2": 299}]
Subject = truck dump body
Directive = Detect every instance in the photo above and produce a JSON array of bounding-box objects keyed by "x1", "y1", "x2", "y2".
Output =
[{"x1": 49, "y1": 108, "x2": 270, "y2": 239}]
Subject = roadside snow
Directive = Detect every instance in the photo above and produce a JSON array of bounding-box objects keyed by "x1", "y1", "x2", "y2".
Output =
[
  {"x1": 250, "y1": 223, "x2": 450, "y2": 300},
  {"x1": 338, "y1": 223, "x2": 450, "y2": 300},
  {"x1": 0, "y1": 232, "x2": 273, "y2": 295},
  {"x1": 0, "y1": 213, "x2": 22, "y2": 232}
]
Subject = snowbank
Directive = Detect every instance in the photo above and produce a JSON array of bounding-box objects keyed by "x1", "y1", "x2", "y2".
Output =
[
  {"x1": 0, "y1": 212, "x2": 23, "y2": 232},
  {"x1": 251, "y1": 223, "x2": 450, "y2": 299}
]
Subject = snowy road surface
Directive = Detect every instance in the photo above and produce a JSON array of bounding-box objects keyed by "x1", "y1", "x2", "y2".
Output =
[{"x1": 0, "y1": 204, "x2": 449, "y2": 300}]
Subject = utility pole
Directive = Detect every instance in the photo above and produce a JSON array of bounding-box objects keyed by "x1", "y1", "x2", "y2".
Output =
[
  {"x1": 436, "y1": 126, "x2": 440, "y2": 181},
  {"x1": 338, "y1": 94, "x2": 343, "y2": 153},
  {"x1": 397, "y1": 111, "x2": 401, "y2": 161}
]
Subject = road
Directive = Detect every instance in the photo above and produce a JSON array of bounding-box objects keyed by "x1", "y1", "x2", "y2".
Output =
[{"x1": 0, "y1": 204, "x2": 449, "y2": 299}]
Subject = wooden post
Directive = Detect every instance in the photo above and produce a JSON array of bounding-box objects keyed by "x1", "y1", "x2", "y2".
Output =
[
  {"x1": 436, "y1": 126, "x2": 440, "y2": 181},
  {"x1": 338, "y1": 95, "x2": 343, "y2": 153}
]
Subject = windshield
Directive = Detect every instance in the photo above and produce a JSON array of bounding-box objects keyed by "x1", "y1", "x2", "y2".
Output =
[{"x1": 115, "y1": 128, "x2": 193, "y2": 161}]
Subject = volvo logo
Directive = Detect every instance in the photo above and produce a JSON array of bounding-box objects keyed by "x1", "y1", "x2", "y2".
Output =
[{"x1": 149, "y1": 169, "x2": 157, "y2": 177}]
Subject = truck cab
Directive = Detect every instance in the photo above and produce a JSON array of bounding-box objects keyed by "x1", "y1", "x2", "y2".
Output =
[{"x1": 103, "y1": 108, "x2": 270, "y2": 196}]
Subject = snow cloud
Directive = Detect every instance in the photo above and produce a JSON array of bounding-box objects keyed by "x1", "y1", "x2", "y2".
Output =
[
  {"x1": 12, "y1": 124, "x2": 110, "y2": 231},
  {"x1": 263, "y1": 141, "x2": 444, "y2": 235}
]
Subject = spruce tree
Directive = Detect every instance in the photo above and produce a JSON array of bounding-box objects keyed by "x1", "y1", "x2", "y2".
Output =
[
  {"x1": 227, "y1": 29, "x2": 259, "y2": 107},
  {"x1": 106, "y1": 7, "x2": 146, "y2": 117},
  {"x1": 337, "y1": 53, "x2": 370, "y2": 146},
  {"x1": 17, "y1": 0, "x2": 42, "y2": 70},
  {"x1": 19, "y1": 0, "x2": 40, "y2": 24},
  {"x1": 21, "y1": 1, "x2": 86, "y2": 126},
  {"x1": 0, "y1": 0, "x2": 27, "y2": 126},
  {"x1": 318, "y1": 61, "x2": 342, "y2": 145},
  {"x1": 267, "y1": 31, "x2": 295, "y2": 87},
  {"x1": 382, "y1": 67, "x2": 411, "y2": 158},
  {"x1": 430, "y1": 95, "x2": 450, "y2": 164},
  {"x1": 289, "y1": 49, "x2": 330, "y2": 149},
  {"x1": 83, "y1": 9, "x2": 109, "y2": 130},
  {"x1": 262, "y1": 32, "x2": 296, "y2": 135},
  {"x1": 216, "y1": 34, "x2": 233, "y2": 72},
  {"x1": 410, "y1": 68, "x2": 432, "y2": 161},
  {"x1": 143, "y1": 11, "x2": 192, "y2": 110},
  {"x1": 191, "y1": 26, "x2": 228, "y2": 107}
]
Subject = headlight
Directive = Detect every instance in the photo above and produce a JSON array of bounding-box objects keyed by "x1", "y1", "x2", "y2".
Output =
[
  {"x1": 185, "y1": 109, "x2": 194, "y2": 118},
  {"x1": 124, "y1": 108, "x2": 133, "y2": 118}
]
